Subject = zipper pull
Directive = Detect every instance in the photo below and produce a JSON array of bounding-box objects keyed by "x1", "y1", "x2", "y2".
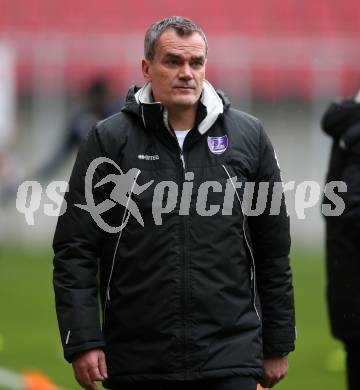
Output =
[
  {"x1": 180, "y1": 153, "x2": 185, "y2": 170},
  {"x1": 65, "y1": 330, "x2": 71, "y2": 345},
  {"x1": 107, "y1": 288, "x2": 111, "y2": 301}
]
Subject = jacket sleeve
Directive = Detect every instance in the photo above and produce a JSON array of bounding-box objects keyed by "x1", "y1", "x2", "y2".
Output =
[
  {"x1": 248, "y1": 121, "x2": 296, "y2": 357},
  {"x1": 53, "y1": 125, "x2": 109, "y2": 363}
]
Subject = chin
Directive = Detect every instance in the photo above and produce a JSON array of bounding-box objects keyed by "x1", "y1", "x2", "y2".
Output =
[{"x1": 172, "y1": 96, "x2": 198, "y2": 107}]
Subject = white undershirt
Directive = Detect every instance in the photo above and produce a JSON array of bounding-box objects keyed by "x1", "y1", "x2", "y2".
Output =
[{"x1": 174, "y1": 129, "x2": 191, "y2": 150}]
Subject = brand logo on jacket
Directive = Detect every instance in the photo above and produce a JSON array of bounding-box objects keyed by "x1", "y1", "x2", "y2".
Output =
[
  {"x1": 138, "y1": 154, "x2": 160, "y2": 160},
  {"x1": 207, "y1": 135, "x2": 228, "y2": 154}
]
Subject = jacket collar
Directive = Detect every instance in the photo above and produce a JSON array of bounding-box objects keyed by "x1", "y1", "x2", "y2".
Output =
[{"x1": 124, "y1": 80, "x2": 225, "y2": 135}]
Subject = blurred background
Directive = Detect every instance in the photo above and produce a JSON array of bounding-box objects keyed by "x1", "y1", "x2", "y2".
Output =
[{"x1": 1, "y1": 1, "x2": 359, "y2": 389}]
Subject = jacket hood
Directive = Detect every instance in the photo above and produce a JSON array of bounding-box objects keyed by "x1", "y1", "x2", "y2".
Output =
[
  {"x1": 122, "y1": 80, "x2": 230, "y2": 135},
  {"x1": 321, "y1": 98, "x2": 360, "y2": 139}
]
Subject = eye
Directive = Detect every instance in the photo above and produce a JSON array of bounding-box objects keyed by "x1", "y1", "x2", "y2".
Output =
[
  {"x1": 191, "y1": 61, "x2": 204, "y2": 68},
  {"x1": 166, "y1": 58, "x2": 179, "y2": 66}
]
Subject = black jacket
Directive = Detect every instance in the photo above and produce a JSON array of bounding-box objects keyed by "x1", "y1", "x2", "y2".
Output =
[
  {"x1": 53, "y1": 81, "x2": 295, "y2": 387},
  {"x1": 321, "y1": 97, "x2": 360, "y2": 342}
]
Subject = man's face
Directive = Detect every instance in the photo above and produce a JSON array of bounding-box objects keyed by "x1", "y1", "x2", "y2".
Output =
[{"x1": 142, "y1": 29, "x2": 207, "y2": 109}]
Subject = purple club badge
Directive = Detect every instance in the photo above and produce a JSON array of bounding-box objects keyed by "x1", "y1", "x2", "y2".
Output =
[{"x1": 207, "y1": 135, "x2": 228, "y2": 155}]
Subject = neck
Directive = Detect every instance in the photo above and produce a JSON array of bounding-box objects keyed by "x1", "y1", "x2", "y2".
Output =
[{"x1": 167, "y1": 103, "x2": 198, "y2": 131}]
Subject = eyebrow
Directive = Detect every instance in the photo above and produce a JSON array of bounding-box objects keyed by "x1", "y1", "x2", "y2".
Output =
[{"x1": 163, "y1": 53, "x2": 205, "y2": 62}]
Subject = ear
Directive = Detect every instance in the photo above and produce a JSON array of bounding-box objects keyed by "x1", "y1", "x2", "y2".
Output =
[{"x1": 142, "y1": 59, "x2": 152, "y2": 82}]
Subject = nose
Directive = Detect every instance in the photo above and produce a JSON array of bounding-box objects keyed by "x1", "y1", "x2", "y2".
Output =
[{"x1": 178, "y1": 62, "x2": 193, "y2": 80}]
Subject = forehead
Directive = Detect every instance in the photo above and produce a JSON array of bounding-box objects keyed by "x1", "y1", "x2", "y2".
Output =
[{"x1": 155, "y1": 28, "x2": 206, "y2": 58}]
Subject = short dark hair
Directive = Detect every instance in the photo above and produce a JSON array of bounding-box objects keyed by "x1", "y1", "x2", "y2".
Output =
[{"x1": 144, "y1": 16, "x2": 208, "y2": 61}]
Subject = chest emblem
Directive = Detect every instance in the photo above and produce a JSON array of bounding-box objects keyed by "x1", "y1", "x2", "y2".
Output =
[{"x1": 207, "y1": 135, "x2": 228, "y2": 155}]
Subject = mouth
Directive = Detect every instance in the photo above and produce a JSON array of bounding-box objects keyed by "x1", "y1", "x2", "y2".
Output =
[{"x1": 173, "y1": 86, "x2": 195, "y2": 91}]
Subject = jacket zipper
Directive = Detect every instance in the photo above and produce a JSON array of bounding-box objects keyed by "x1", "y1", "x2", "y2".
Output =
[
  {"x1": 146, "y1": 107, "x2": 191, "y2": 372},
  {"x1": 180, "y1": 161, "x2": 190, "y2": 377},
  {"x1": 170, "y1": 131, "x2": 190, "y2": 375}
]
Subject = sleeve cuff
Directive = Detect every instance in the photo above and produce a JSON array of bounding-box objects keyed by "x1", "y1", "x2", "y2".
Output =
[
  {"x1": 64, "y1": 341, "x2": 106, "y2": 363},
  {"x1": 61, "y1": 326, "x2": 105, "y2": 363},
  {"x1": 262, "y1": 326, "x2": 296, "y2": 357},
  {"x1": 263, "y1": 342, "x2": 295, "y2": 357}
]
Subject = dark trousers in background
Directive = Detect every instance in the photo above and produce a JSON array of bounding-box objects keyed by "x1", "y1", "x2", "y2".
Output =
[
  {"x1": 112, "y1": 376, "x2": 257, "y2": 390},
  {"x1": 345, "y1": 341, "x2": 360, "y2": 390}
]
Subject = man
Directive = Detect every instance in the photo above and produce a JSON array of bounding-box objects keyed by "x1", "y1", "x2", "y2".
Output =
[
  {"x1": 53, "y1": 16, "x2": 295, "y2": 390},
  {"x1": 321, "y1": 90, "x2": 360, "y2": 390},
  {"x1": 29, "y1": 77, "x2": 119, "y2": 180}
]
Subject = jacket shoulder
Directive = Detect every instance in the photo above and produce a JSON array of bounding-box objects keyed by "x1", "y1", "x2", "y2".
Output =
[
  {"x1": 223, "y1": 108, "x2": 277, "y2": 179},
  {"x1": 225, "y1": 107, "x2": 262, "y2": 138},
  {"x1": 96, "y1": 111, "x2": 133, "y2": 136},
  {"x1": 93, "y1": 111, "x2": 136, "y2": 154},
  {"x1": 227, "y1": 107, "x2": 261, "y2": 125}
]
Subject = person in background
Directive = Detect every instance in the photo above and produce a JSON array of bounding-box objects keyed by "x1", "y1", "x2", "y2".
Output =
[
  {"x1": 321, "y1": 89, "x2": 360, "y2": 390},
  {"x1": 37, "y1": 77, "x2": 121, "y2": 180}
]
